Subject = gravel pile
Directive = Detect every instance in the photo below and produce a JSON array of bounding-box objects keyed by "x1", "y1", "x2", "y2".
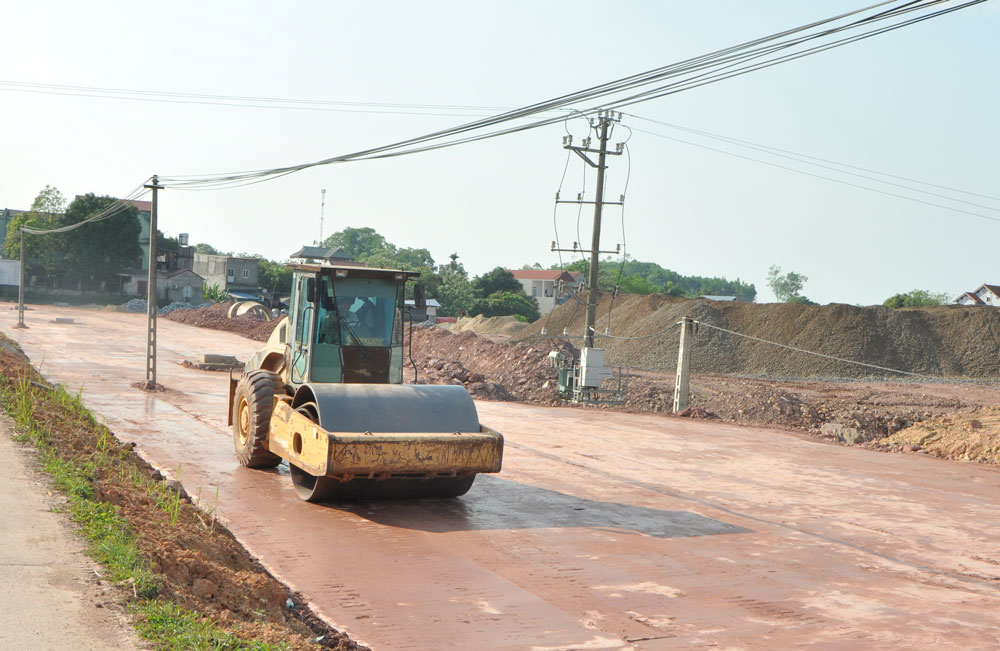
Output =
[{"x1": 518, "y1": 293, "x2": 1000, "y2": 380}]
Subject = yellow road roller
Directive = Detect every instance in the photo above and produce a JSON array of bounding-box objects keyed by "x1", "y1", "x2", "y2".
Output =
[{"x1": 228, "y1": 263, "x2": 503, "y2": 501}]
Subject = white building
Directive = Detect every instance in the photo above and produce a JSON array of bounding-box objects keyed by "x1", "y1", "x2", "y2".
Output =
[
  {"x1": 954, "y1": 284, "x2": 1000, "y2": 306},
  {"x1": 508, "y1": 269, "x2": 584, "y2": 316}
]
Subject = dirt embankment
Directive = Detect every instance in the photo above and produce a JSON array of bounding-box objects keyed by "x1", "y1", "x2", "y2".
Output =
[
  {"x1": 163, "y1": 301, "x2": 278, "y2": 342},
  {"x1": 884, "y1": 405, "x2": 1000, "y2": 464},
  {"x1": 405, "y1": 326, "x2": 576, "y2": 403},
  {"x1": 520, "y1": 293, "x2": 1000, "y2": 380}
]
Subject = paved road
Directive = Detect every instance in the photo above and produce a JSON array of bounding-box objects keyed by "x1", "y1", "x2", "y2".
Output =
[{"x1": 5, "y1": 304, "x2": 1000, "y2": 650}]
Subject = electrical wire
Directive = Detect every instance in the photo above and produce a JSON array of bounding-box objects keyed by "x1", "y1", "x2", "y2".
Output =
[
  {"x1": 541, "y1": 149, "x2": 575, "y2": 336},
  {"x1": 154, "y1": 1, "x2": 979, "y2": 191},
  {"x1": 628, "y1": 115, "x2": 999, "y2": 212},
  {"x1": 688, "y1": 319, "x2": 1000, "y2": 386},
  {"x1": 0, "y1": 79, "x2": 576, "y2": 118},
  {"x1": 21, "y1": 181, "x2": 152, "y2": 235},
  {"x1": 630, "y1": 125, "x2": 1000, "y2": 224},
  {"x1": 606, "y1": 138, "x2": 633, "y2": 330},
  {"x1": 627, "y1": 115, "x2": 1000, "y2": 203}
]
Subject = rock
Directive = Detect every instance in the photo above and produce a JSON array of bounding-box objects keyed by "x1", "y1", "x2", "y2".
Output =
[
  {"x1": 970, "y1": 419, "x2": 983, "y2": 429},
  {"x1": 820, "y1": 422, "x2": 873, "y2": 445}
]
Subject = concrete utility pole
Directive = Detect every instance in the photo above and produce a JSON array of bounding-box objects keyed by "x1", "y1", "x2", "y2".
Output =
[
  {"x1": 555, "y1": 110, "x2": 624, "y2": 349},
  {"x1": 673, "y1": 317, "x2": 694, "y2": 413},
  {"x1": 14, "y1": 229, "x2": 26, "y2": 329},
  {"x1": 143, "y1": 175, "x2": 164, "y2": 389}
]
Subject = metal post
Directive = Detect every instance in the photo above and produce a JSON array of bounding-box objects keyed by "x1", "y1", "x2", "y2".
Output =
[
  {"x1": 143, "y1": 175, "x2": 164, "y2": 389},
  {"x1": 14, "y1": 228, "x2": 26, "y2": 329},
  {"x1": 583, "y1": 117, "x2": 611, "y2": 349},
  {"x1": 673, "y1": 317, "x2": 693, "y2": 413}
]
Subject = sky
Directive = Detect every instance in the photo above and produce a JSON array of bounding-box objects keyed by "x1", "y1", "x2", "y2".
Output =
[{"x1": 1, "y1": 1, "x2": 997, "y2": 305}]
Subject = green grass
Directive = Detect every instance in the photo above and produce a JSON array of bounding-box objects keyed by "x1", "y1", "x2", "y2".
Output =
[
  {"x1": 0, "y1": 356, "x2": 290, "y2": 650},
  {"x1": 132, "y1": 601, "x2": 288, "y2": 651}
]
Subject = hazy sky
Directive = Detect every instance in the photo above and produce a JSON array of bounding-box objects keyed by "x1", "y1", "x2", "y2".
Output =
[{"x1": 2, "y1": 1, "x2": 997, "y2": 304}]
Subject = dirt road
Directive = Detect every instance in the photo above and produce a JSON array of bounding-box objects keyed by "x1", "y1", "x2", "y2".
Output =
[{"x1": 4, "y1": 304, "x2": 1000, "y2": 649}]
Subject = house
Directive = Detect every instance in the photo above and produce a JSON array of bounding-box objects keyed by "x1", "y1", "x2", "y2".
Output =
[
  {"x1": 193, "y1": 253, "x2": 259, "y2": 295},
  {"x1": 119, "y1": 268, "x2": 205, "y2": 305},
  {"x1": 403, "y1": 298, "x2": 440, "y2": 322},
  {"x1": 699, "y1": 295, "x2": 738, "y2": 302},
  {"x1": 508, "y1": 269, "x2": 584, "y2": 316},
  {"x1": 955, "y1": 284, "x2": 1000, "y2": 306}
]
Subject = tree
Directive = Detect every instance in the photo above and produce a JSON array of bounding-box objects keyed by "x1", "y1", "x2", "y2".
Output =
[
  {"x1": 883, "y1": 289, "x2": 948, "y2": 308},
  {"x1": 436, "y1": 272, "x2": 476, "y2": 317},
  {"x1": 157, "y1": 231, "x2": 180, "y2": 254},
  {"x1": 472, "y1": 267, "x2": 523, "y2": 298},
  {"x1": 194, "y1": 242, "x2": 220, "y2": 255},
  {"x1": 258, "y1": 259, "x2": 293, "y2": 294},
  {"x1": 473, "y1": 291, "x2": 541, "y2": 322},
  {"x1": 30, "y1": 185, "x2": 67, "y2": 217},
  {"x1": 442, "y1": 252, "x2": 467, "y2": 278},
  {"x1": 767, "y1": 265, "x2": 808, "y2": 302},
  {"x1": 3, "y1": 186, "x2": 67, "y2": 278},
  {"x1": 60, "y1": 194, "x2": 141, "y2": 283},
  {"x1": 321, "y1": 227, "x2": 389, "y2": 260},
  {"x1": 618, "y1": 273, "x2": 660, "y2": 295}
]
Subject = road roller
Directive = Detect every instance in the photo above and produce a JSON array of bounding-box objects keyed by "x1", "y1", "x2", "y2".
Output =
[{"x1": 227, "y1": 263, "x2": 503, "y2": 501}]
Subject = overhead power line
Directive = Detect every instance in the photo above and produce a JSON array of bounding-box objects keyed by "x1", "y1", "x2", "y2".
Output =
[
  {"x1": 0, "y1": 79, "x2": 567, "y2": 118},
  {"x1": 629, "y1": 115, "x2": 1000, "y2": 203},
  {"x1": 629, "y1": 124, "x2": 1000, "y2": 224},
  {"x1": 155, "y1": 0, "x2": 984, "y2": 191},
  {"x1": 20, "y1": 181, "x2": 152, "y2": 235}
]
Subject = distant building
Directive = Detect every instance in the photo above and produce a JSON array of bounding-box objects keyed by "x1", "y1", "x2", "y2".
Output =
[
  {"x1": 193, "y1": 253, "x2": 259, "y2": 294},
  {"x1": 507, "y1": 269, "x2": 584, "y2": 316},
  {"x1": 118, "y1": 268, "x2": 205, "y2": 305},
  {"x1": 955, "y1": 284, "x2": 1000, "y2": 306},
  {"x1": 699, "y1": 295, "x2": 738, "y2": 302},
  {"x1": 404, "y1": 298, "x2": 440, "y2": 322}
]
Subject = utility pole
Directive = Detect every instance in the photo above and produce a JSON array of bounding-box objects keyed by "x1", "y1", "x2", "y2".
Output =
[
  {"x1": 143, "y1": 175, "x2": 164, "y2": 389},
  {"x1": 673, "y1": 317, "x2": 694, "y2": 413},
  {"x1": 555, "y1": 110, "x2": 624, "y2": 348},
  {"x1": 14, "y1": 228, "x2": 26, "y2": 329},
  {"x1": 319, "y1": 188, "x2": 326, "y2": 244}
]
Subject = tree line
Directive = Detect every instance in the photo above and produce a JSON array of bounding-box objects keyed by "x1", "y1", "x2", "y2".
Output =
[{"x1": 4, "y1": 186, "x2": 144, "y2": 288}]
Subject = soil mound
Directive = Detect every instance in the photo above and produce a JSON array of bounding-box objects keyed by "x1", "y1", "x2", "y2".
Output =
[
  {"x1": 884, "y1": 406, "x2": 1000, "y2": 464},
  {"x1": 519, "y1": 294, "x2": 1000, "y2": 380},
  {"x1": 163, "y1": 301, "x2": 278, "y2": 342},
  {"x1": 449, "y1": 314, "x2": 530, "y2": 336},
  {"x1": 406, "y1": 326, "x2": 576, "y2": 404}
]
